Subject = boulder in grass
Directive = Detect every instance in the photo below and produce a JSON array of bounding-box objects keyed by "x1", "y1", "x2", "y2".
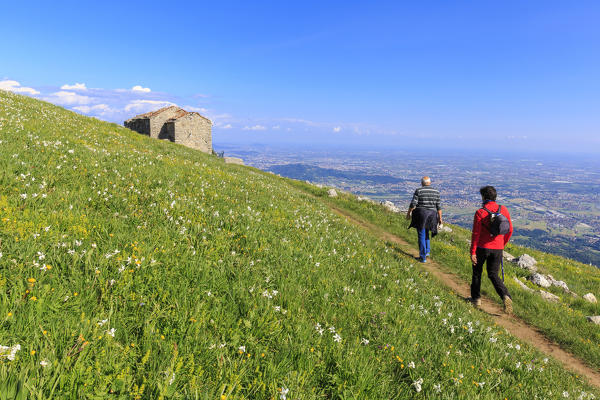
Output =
[
  {"x1": 440, "y1": 225, "x2": 453, "y2": 233},
  {"x1": 513, "y1": 276, "x2": 534, "y2": 292},
  {"x1": 382, "y1": 201, "x2": 401, "y2": 213},
  {"x1": 586, "y1": 316, "x2": 600, "y2": 325},
  {"x1": 583, "y1": 293, "x2": 598, "y2": 304},
  {"x1": 327, "y1": 189, "x2": 338, "y2": 198},
  {"x1": 503, "y1": 251, "x2": 517, "y2": 262},
  {"x1": 224, "y1": 157, "x2": 244, "y2": 165},
  {"x1": 539, "y1": 290, "x2": 560, "y2": 302},
  {"x1": 545, "y1": 274, "x2": 570, "y2": 293},
  {"x1": 528, "y1": 273, "x2": 551, "y2": 288},
  {"x1": 515, "y1": 254, "x2": 537, "y2": 272}
]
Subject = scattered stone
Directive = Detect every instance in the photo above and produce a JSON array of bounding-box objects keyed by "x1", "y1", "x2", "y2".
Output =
[
  {"x1": 357, "y1": 196, "x2": 375, "y2": 204},
  {"x1": 513, "y1": 276, "x2": 534, "y2": 292},
  {"x1": 586, "y1": 316, "x2": 600, "y2": 325},
  {"x1": 515, "y1": 254, "x2": 537, "y2": 272},
  {"x1": 382, "y1": 201, "x2": 401, "y2": 213},
  {"x1": 327, "y1": 189, "x2": 338, "y2": 198},
  {"x1": 583, "y1": 293, "x2": 598, "y2": 304},
  {"x1": 539, "y1": 290, "x2": 560, "y2": 302},
  {"x1": 439, "y1": 225, "x2": 453, "y2": 233},
  {"x1": 223, "y1": 157, "x2": 244, "y2": 165},
  {"x1": 545, "y1": 274, "x2": 570, "y2": 292},
  {"x1": 528, "y1": 273, "x2": 551, "y2": 288},
  {"x1": 503, "y1": 251, "x2": 516, "y2": 262}
]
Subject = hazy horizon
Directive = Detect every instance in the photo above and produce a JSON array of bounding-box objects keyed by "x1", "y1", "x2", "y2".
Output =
[{"x1": 2, "y1": 1, "x2": 599, "y2": 154}]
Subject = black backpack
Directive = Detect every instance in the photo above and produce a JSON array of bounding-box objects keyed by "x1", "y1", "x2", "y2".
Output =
[{"x1": 482, "y1": 204, "x2": 510, "y2": 236}]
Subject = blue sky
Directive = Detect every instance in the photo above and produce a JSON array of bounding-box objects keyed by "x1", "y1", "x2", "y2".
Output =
[{"x1": 1, "y1": 0, "x2": 599, "y2": 153}]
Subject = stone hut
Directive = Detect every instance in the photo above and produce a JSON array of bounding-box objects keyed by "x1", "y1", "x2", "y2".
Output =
[{"x1": 124, "y1": 106, "x2": 212, "y2": 153}]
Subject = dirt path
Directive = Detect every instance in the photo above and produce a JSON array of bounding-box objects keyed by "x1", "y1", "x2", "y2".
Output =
[{"x1": 329, "y1": 204, "x2": 600, "y2": 388}]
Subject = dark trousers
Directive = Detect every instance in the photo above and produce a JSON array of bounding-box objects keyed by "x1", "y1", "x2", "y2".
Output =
[{"x1": 471, "y1": 247, "x2": 511, "y2": 300}]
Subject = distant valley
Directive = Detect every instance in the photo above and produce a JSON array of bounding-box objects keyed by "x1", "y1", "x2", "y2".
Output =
[{"x1": 219, "y1": 144, "x2": 600, "y2": 267}]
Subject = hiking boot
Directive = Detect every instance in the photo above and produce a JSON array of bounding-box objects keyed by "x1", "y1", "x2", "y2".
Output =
[
  {"x1": 503, "y1": 296, "x2": 513, "y2": 315},
  {"x1": 468, "y1": 297, "x2": 481, "y2": 307}
]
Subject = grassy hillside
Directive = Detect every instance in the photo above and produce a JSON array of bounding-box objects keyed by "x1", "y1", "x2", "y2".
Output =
[
  {"x1": 289, "y1": 181, "x2": 600, "y2": 372},
  {"x1": 0, "y1": 90, "x2": 598, "y2": 399}
]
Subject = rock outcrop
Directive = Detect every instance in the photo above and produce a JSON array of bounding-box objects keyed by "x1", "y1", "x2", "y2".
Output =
[
  {"x1": 357, "y1": 196, "x2": 375, "y2": 204},
  {"x1": 382, "y1": 201, "x2": 401, "y2": 213},
  {"x1": 224, "y1": 157, "x2": 244, "y2": 165},
  {"x1": 528, "y1": 273, "x2": 551, "y2": 288},
  {"x1": 545, "y1": 274, "x2": 570, "y2": 293},
  {"x1": 586, "y1": 316, "x2": 600, "y2": 325},
  {"x1": 328, "y1": 189, "x2": 338, "y2": 198},
  {"x1": 583, "y1": 293, "x2": 597, "y2": 304},
  {"x1": 539, "y1": 290, "x2": 560, "y2": 302},
  {"x1": 513, "y1": 276, "x2": 535, "y2": 292},
  {"x1": 503, "y1": 251, "x2": 517, "y2": 262},
  {"x1": 439, "y1": 225, "x2": 453, "y2": 233},
  {"x1": 514, "y1": 254, "x2": 537, "y2": 272}
]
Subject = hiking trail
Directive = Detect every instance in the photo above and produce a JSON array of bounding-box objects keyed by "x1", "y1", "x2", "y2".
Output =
[{"x1": 328, "y1": 203, "x2": 600, "y2": 388}]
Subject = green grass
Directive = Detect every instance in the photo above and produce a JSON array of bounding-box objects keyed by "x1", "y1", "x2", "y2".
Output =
[
  {"x1": 293, "y1": 180, "x2": 600, "y2": 374},
  {"x1": 0, "y1": 90, "x2": 598, "y2": 399}
]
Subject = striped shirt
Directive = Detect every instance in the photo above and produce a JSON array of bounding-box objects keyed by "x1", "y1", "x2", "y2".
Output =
[{"x1": 409, "y1": 186, "x2": 441, "y2": 210}]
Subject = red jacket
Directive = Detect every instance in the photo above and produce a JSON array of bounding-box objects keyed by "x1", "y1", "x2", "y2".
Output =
[{"x1": 470, "y1": 201, "x2": 513, "y2": 255}]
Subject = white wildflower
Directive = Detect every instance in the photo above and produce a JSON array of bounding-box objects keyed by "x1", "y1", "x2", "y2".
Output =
[
  {"x1": 280, "y1": 387, "x2": 289, "y2": 400},
  {"x1": 412, "y1": 378, "x2": 423, "y2": 392},
  {"x1": 0, "y1": 344, "x2": 21, "y2": 361},
  {"x1": 408, "y1": 361, "x2": 415, "y2": 368}
]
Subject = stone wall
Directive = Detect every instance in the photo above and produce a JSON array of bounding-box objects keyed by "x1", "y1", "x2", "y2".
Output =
[
  {"x1": 124, "y1": 118, "x2": 150, "y2": 136},
  {"x1": 149, "y1": 107, "x2": 181, "y2": 139},
  {"x1": 166, "y1": 114, "x2": 212, "y2": 154}
]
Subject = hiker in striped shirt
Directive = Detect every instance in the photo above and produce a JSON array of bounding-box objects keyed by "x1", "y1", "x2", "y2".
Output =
[{"x1": 406, "y1": 176, "x2": 443, "y2": 263}]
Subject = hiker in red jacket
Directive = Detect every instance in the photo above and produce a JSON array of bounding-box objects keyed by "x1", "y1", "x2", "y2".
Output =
[{"x1": 470, "y1": 185, "x2": 514, "y2": 314}]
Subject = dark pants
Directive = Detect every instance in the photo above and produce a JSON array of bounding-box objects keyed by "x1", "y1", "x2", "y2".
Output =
[
  {"x1": 417, "y1": 228, "x2": 430, "y2": 261},
  {"x1": 471, "y1": 247, "x2": 511, "y2": 300}
]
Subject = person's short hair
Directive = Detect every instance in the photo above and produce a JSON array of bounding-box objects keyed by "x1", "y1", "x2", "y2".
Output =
[
  {"x1": 480, "y1": 186, "x2": 497, "y2": 201},
  {"x1": 421, "y1": 176, "x2": 431, "y2": 186}
]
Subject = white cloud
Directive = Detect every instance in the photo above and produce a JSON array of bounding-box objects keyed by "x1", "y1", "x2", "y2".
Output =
[
  {"x1": 0, "y1": 80, "x2": 40, "y2": 95},
  {"x1": 184, "y1": 105, "x2": 209, "y2": 114},
  {"x1": 272, "y1": 125, "x2": 280, "y2": 130},
  {"x1": 45, "y1": 91, "x2": 91, "y2": 105},
  {"x1": 131, "y1": 85, "x2": 151, "y2": 93},
  {"x1": 333, "y1": 126, "x2": 341, "y2": 133},
  {"x1": 124, "y1": 99, "x2": 176, "y2": 113},
  {"x1": 221, "y1": 124, "x2": 233, "y2": 129},
  {"x1": 61, "y1": 83, "x2": 87, "y2": 91},
  {"x1": 243, "y1": 125, "x2": 267, "y2": 131},
  {"x1": 73, "y1": 104, "x2": 113, "y2": 115}
]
